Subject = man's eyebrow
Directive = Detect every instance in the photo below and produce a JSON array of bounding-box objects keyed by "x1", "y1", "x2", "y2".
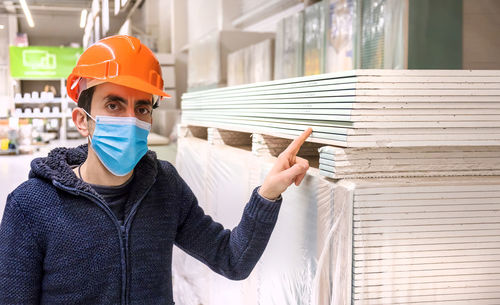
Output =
[
  {"x1": 104, "y1": 95, "x2": 153, "y2": 106},
  {"x1": 136, "y1": 99, "x2": 153, "y2": 107},
  {"x1": 104, "y1": 94, "x2": 127, "y2": 105}
]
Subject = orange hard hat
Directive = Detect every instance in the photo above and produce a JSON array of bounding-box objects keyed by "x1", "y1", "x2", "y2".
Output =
[{"x1": 67, "y1": 35, "x2": 170, "y2": 102}]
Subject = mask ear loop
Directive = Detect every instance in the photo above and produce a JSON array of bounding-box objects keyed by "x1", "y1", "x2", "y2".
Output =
[{"x1": 80, "y1": 108, "x2": 96, "y2": 143}]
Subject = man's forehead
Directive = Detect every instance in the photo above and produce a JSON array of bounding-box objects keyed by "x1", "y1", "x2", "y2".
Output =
[{"x1": 94, "y1": 82, "x2": 153, "y2": 102}]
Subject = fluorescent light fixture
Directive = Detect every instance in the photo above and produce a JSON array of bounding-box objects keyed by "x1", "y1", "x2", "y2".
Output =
[
  {"x1": 80, "y1": 9, "x2": 88, "y2": 28},
  {"x1": 19, "y1": 0, "x2": 35, "y2": 28}
]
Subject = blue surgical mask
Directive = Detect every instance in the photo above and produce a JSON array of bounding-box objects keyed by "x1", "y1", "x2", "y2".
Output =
[{"x1": 84, "y1": 110, "x2": 151, "y2": 176}]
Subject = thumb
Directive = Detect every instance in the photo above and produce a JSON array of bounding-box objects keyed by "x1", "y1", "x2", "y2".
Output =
[{"x1": 277, "y1": 163, "x2": 308, "y2": 186}]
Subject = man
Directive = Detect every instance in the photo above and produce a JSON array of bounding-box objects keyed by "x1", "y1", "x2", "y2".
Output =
[{"x1": 0, "y1": 35, "x2": 311, "y2": 304}]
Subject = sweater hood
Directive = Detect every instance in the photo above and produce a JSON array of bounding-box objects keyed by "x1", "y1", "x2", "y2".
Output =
[{"x1": 29, "y1": 144, "x2": 159, "y2": 198}]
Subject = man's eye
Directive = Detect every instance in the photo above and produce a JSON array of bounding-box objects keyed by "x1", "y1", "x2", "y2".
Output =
[
  {"x1": 107, "y1": 103, "x2": 118, "y2": 110},
  {"x1": 138, "y1": 107, "x2": 151, "y2": 115}
]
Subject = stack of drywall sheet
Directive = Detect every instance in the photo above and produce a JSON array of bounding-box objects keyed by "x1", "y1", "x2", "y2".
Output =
[
  {"x1": 319, "y1": 146, "x2": 500, "y2": 179},
  {"x1": 347, "y1": 176, "x2": 500, "y2": 304},
  {"x1": 175, "y1": 135, "x2": 500, "y2": 305},
  {"x1": 182, "y1": 69, "x2": 500, "y2": 148}
]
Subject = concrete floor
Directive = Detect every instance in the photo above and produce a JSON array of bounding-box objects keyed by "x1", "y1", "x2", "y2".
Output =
[{"x1": 0, "y1": 140, "x2": 177, "y2": 221}]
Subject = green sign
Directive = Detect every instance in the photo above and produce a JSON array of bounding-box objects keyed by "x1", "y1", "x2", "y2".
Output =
[{"x1": 9, "y1": 46, "x2": 83, "y2": 79}]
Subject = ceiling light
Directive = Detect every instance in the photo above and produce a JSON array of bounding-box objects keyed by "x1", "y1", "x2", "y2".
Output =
[
  {"x1": 80, "y1": 9, "x2": 88, "y2": 28},
  {"x1": 19, "y1": 0, "x2": 35, "y2": 28}
]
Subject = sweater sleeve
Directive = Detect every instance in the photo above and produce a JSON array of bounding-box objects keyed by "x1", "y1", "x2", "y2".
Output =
[
  {"x1": 174, "y1": 178, "x2": 282, "y2": 280},
  {"x1": 0, "y1": 193, "x2": 43, "y2": 304}
]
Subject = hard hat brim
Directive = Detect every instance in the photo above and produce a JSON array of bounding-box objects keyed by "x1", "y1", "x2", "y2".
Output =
[{"x1": 106, "y1": 75, "x2": 171, "y2": 99}]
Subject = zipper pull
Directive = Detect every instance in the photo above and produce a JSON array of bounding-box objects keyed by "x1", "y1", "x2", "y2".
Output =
[{"x1": 120, "y1": 225, "x2": 126, "y2": 238}]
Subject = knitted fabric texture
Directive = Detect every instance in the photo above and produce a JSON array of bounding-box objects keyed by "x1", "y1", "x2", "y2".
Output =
[{"x1": 0, "y1": 145, "x2": 282, "y2": 305}]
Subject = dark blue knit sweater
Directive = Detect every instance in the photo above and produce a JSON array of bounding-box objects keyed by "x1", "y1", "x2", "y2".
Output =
[{"x1": 0, "y1": 145, "x2": 282, "y2": 304}]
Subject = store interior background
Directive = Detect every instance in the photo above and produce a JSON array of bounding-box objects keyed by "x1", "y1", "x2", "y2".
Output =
[{"x1": 1, "y1": 1, "x2": 500, "y2": 304}]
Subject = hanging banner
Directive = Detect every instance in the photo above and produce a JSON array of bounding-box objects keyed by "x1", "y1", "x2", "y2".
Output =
[{"x1": 9, "y1": 46, "x2": 82, "y2": 79}]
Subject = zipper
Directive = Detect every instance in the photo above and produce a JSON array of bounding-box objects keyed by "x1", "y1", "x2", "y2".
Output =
[
  {"x1": 53, "y1": 181, "x2": 129, "y2": 305},
  {"x1": 53, "y1": 179, "x2": 156, "y2": 305},
  {"x1": 121, "y1": 180, "x2": 156, "y2": 303}
]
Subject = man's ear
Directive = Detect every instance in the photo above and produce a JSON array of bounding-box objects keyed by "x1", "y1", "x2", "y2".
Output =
[{"x1": 72, "y1": 108, "x2": 91, "y2": 138}]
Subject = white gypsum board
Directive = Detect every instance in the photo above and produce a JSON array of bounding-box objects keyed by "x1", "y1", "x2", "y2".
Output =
[
  {"x1": 353, "y1": 286, "x2": 500, "y2": 300},
  {"x1": 340, "y1": 127, "x2": 500, "y2": 135},
  {"x1": 184, "y1": 110, "x2": 500, "y2": 122},
  {"x1": 319, "y1": 164, "x2": 336, "y2": 172},
  {"x1": 319, "y1": 170, "x2": 500, "y2": 179},
  {"x1": 323, "y1": 156, "x2": 500, "y2": 166},
  {"x1": 183, "y1": 96, "x2": 357, "y2": 104},
  {"x1": 353, "y1": 260, "x2": 500, "y2": 280},
  {"x1": 353, "y1": 247, "x2": 500, "y2": 261},
  {"x1": 349, "y1": 176, "x2": 500, "y2": 190},
  {"x1": 353, "y1": 228, "x2": 500, "y2": 242},
  {"x1": 319, "y1": 145, "x2": 500, "y2": 154},
  {"x1": 184, "y1": 85, "x2": 500, "y2": 100},
  {"x1": 183, "y1": 119, "x2": 349, "y2": 142},
  {"x1": 353, "y1": 191, "x2": 500, "y2": 201},
  {"x1": 352, "y1": 266, "x2": 500, "y2": 279},
  {"x1": 183, "y1": 93, "x2": 500, "y2": 104},
  {"x1": 183, "y1": 93, "x2": 500, "y2": 103},
  {"x1": 320, "y1": 151, "x2": 500, "y2": 162},
  {"x1": 355, "y1": 259, "x2": 500, "y2": 274},
  {"x1": 354, "y1": 210, "x2": 500, "y2": 221},
  {"x1": 353, "y1": 277, "x2": 500, "y2": 293},
  {"x1": 185, "y1": 81, "x2": 500, "y2": 99},
  {"x1": 353, "y1": 198, "x2": 500, "y2": 209},
  {"x1": 355, "y1": 95, "x2": 500, "y2": 102},
  {"x1": 180, "y1": 119, "x2": 347, "y2": 146},
  {"x1": 183, "y1": 69, "x2": 500, "y2": 98},
  {"x1": 183, "y1": 116, "x2": 351, "y2": 135},
  {"x1": 352, "y1": 182, "x2": 500, "y2": 194},
  {"x1": 352, "y1": 278, "x2": 500, "y2": 293},
  {"x1": 184, "y1": 107, "x2": 500, "y2": 116},
  {"x1": 184, "y1": 76, "x2": 500, "y2": 99},
  {"x1": 183, "y1": 101, "x2": 500, "y2": 109},
  {"x1": 352, "y1": 291, "x2": 500, "y2": 304},
  {"x1": 182, "y1": 113, "x2": 354, "y2": 127},
  {"x1": 329, "y1": 165, "x2": 500, "y2": 174},
  {"x1": 184, "y1": 105, "x2": 500, "y2": 115},
  {"x1": 345, "y1": 134, "x2": 500, "y2": 141}
]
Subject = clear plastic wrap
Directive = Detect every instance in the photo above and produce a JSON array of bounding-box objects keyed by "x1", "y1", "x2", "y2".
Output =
[{"x1": 174, "y1": 136, "x2": 346, "y2": 304}]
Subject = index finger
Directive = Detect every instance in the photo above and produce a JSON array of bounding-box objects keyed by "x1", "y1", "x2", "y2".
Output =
[{"x1": 284, "y1": 128, "x2": 313, "y2": 156}]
